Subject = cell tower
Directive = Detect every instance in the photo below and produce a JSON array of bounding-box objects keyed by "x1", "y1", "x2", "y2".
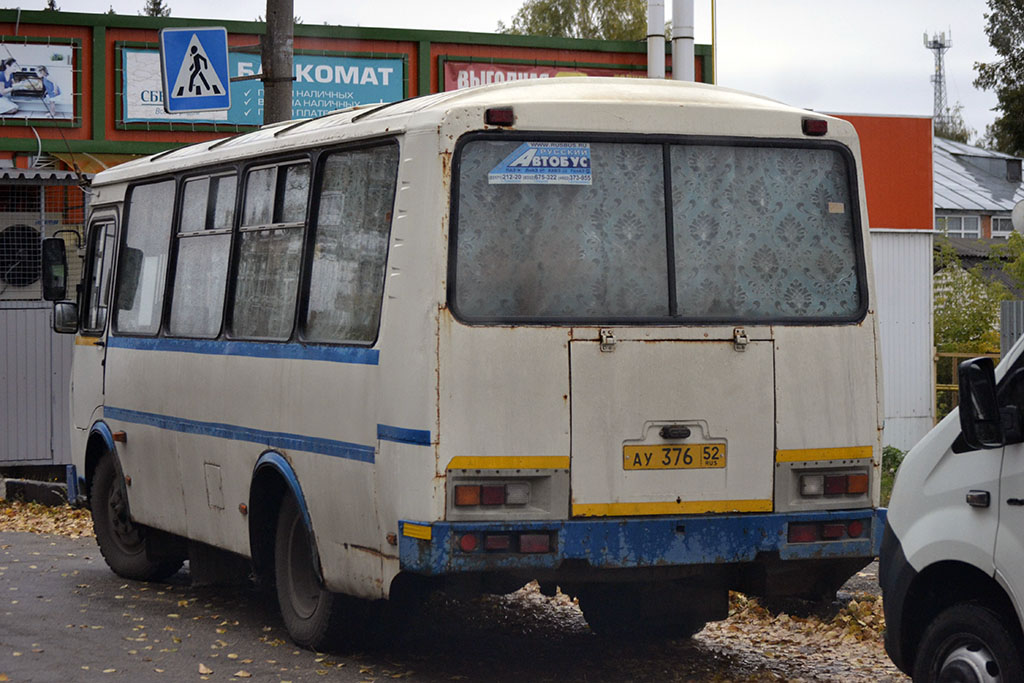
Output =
[{"x1": 924, "y1": 31, "x2": 952, "y2": 129}]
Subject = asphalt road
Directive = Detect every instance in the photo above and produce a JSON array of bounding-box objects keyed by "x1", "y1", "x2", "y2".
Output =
[{"x1": 0, "y1": 531, "x2": 899, "y2": 682}]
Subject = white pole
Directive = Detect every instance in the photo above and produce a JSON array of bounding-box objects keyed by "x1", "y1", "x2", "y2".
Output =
[
  {"x1": 672, "y1": 0, "x2": 695, "y2": 81},
  {"x1": 647, "y1": 0, "x2": 665, "y2": 79}
]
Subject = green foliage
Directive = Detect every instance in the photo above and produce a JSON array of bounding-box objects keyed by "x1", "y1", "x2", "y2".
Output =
[
  {"x1": 497, "y1": 0, "x2": 646, "y2": 41},
  {"x1": 43, "y1": 0, "x2": 59, "y2": 10},
  {"x1": 934, "y1": 102, "x2": 975, "y2": 144},
  {"x1": 880, "y1": 446, "x2": 906, "y2": 507},
  {"x1": 140, "y1": 0, "x2": 170, "y2": 17},
  {"x1": 974, "y1": 0, "x2": 1024, "y2": 156},
  {"x1": 933, "y1": 241, "x2": 1008, "y2": 353}
]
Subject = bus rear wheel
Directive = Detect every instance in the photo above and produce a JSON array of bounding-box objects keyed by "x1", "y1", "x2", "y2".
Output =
[
  {"x1": 91, "y1": 455, "x2": 183, "y2": 581},
  {"x1": 274, "y1": 495, "x2": 358, "y2": 650}
]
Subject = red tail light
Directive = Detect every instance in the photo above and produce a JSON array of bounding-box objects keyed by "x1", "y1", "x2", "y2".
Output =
[
  {"x1": 787, "y1": 523, "x2": 818, "y2": 543},
  {"x1": 519, "y1": 533, "x2": 551, "y2": 553},
  {"x1": 484, "y1": 534, "x2": 511, "y2": 551},
  {"x1": 824, "y1": 475, "x2": 848, "y2": 495},
  {"x1": 481, "y1": 485, "x2": 505, "y2": 506},
  {"x1": 822, "y1": 523, "x2": 846, "y2": 539},
  {"x1": 458, "y1": 533, "x2": 479, "y2": 552},
  {"x1": 847, "y1": 520, "x2": 865, "y2": 538}
]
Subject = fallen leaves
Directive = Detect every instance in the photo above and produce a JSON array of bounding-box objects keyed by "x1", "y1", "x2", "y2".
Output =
[{"x1": 0, "y1": 500, "x2": 93, "y2": 537}]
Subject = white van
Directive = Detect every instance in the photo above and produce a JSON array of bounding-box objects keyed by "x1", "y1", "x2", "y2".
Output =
[
  {"x1": 882, "y1": 345, "x2": 1024, "y2": 680},
  {"x1": 47, "y1": 78, "x2": 887, "y2": 649}
]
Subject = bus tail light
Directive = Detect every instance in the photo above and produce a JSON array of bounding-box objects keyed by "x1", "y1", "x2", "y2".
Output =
[
  {"x1": 505, "y1": 482, "x2": 530, "y2": 505},
  {"x1": 847, "y1": 520, "x2": 864, "y2": 538},
  {"x1": 481, "y1": 485, "x2": 505, "y2": 505},
  {"x1": 788, "y1": 523, "x2": 818, "y2": 543},
  {"x1": 800, "y1": 474, "x2": 824, "y2": 496},
  {"x1": 456, "y1": 531, "x2": 554, "y2": 554},
  {"x1": 459, "y1": 533, "x2": 479, "y2": 552},
  {"x1": 484, "y1": 534, "x2": 511, "y2": 551},
  {"x1": 452, "y1": 481, "x2": 532, "y2": 508},
  {"x1": 847, "y1": 474, "x2": 869, "y2": 494},
  {"x1": 519, "y1": 533, "x2": 551, "y2": 553}
]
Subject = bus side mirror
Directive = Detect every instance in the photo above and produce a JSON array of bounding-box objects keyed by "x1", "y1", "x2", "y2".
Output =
[
  {"x1": 41, "y1": 237, "x2": 67, "y2": 301},
  {"x1": 959, "y1": 357, "x2": 1005, "y2": 450},
  {"x1": 53, "y1": 301, "x2": 78, "y2": 334}
]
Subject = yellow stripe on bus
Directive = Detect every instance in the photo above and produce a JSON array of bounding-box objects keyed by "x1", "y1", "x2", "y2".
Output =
[
  {"x1": 446, "y1": 456, "x2": 570, "y2": 470},
  {"x1": 572, "y1": 499, "x2": 773, "y2": 517},
  {"x1": 75, "y1": 336, "x2": 103, "y2": 346},
  {"x1": 775, "y1": 446, "x2": 873, "y2": 463},
  {"x1": 402, "y1": 523, "x2": 432, "y2": 541}
]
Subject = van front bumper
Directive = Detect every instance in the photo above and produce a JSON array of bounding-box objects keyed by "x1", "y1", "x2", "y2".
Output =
[{"x1": 399, "y1": 508, "x2": 886, "y2": 575}]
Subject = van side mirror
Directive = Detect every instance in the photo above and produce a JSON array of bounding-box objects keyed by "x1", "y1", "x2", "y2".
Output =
[
  {"x1": 41, "y1": 237, "x2": 67, "y2": 301},
  {"x1": 959, "y1": 357, "x2": 1005, "y2": 450},
  {"x1": 52, "y1": 301, "x2": 78, "y2": 334}
]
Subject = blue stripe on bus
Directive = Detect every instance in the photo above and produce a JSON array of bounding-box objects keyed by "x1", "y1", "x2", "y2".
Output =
[
  {"x1": 377, "y1": 424, "x2": 432, "y2": 446},
  {"x1": 104, "y1": 406, "x2": 376, "y2": 463},
  {"x1": 106, "y1": 335, "x2": 380, "y2": 365}
]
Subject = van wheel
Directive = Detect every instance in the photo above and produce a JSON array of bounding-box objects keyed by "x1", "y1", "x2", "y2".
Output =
[
  {"x1": 91, "y1": 455, "x2": 183, "y2": 581},
  {"x1": 275, "y1": 495, "x2": 358, "y2": 650},
  {"x1": 912, "y1": 603, "x2": 1024, "y2": 682}
]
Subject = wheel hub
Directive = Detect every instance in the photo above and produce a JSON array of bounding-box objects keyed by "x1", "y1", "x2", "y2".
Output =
[{"x1": 940, "y1": 644, "x2": 1001, "y2": 683}]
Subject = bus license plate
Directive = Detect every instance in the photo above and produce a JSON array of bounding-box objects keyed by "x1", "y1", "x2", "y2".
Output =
[{"x1": 622, "y1": 444, "x2": 727, "y2": 470}]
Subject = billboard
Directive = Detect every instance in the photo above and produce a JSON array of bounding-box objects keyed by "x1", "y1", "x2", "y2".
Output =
[
  {"x1": 0, "y1": 43, "x2": 74, "y2": 120},
  {"x1": 443, "y1": 61, "x2": 642, "y2": 91},
  {"x1": 122, "y1": 48, "x2": 402, "y2": 125}
]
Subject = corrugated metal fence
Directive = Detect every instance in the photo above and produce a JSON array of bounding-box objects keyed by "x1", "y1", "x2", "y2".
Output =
[{"x1": 0, "y1": 170, "x2": 86, "y2": 465}]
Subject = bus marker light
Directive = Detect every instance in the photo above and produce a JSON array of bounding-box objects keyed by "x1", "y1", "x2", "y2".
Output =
[
  {"x1": 485, "y1": 107, "x2": 515, "y2": 126},
  {"x1": 484, "y1": 534, "x2": 511, "y2": 551},
  {"x1": 787, "y1": 523, "x2": 818, "y2": 543},
  {"x1": 847, "y1": 474, "x2": 869, "y2": 494},
  {"x1": 519, "y1": 533, "x2": 550, "y2": 553},
  {"x1": 505, "y1": 482, "x2": 530, "y2": 505},
  {"x1": 112, "y1": 431, "x2": 127, "y2": 443},
  {"x1": 802, "y1": 118, "x2": 828, "y2": 136},
  {"x1": 454, "y1": 485, "x2": 481, "y2": 506},
  {"x1": 458, "y1": 533, "x2": 479, "y2": 552},
  {"x1": 481, "y1": 485, "x2": 505, "y2": 506}
]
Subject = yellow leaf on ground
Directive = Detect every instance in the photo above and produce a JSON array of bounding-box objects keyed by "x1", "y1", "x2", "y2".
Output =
[
  {"x1": 233, "y1": 671, "x2": 252, "y2": 678},
  {"x1": 199, "y1": 663, "x2": 213, "y2": 675}
]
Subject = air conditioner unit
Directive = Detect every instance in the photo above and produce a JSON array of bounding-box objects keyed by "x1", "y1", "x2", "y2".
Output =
[{"x1": 0, "y1": 211, "x2": 63, "y2": 301}]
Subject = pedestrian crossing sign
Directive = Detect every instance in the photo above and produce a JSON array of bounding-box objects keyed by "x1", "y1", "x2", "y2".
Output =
[{"x1": 159, "y1": 27, "x2": 231, "y2": 113}]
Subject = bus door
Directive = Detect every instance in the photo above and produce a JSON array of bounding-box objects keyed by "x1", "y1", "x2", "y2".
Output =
[
  {"x1": 568, "y1": 326, "x2": 776, "y2": 517},
  {"x1": 72, "y1": 213, "x2": 117, "y2": 430}
]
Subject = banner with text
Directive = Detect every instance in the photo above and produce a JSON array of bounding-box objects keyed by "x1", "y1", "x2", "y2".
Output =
[
  {"x1": 443, "y1": 61, "x2": 642, "y2": 91},
  {"x1": 123, "y1": 48, "x2": 403, "y2": 124}
]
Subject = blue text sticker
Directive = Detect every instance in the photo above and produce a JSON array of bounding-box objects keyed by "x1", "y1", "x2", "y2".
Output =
[{"x1": 488, "y1": 142, "x2": 592, "y2": 185}]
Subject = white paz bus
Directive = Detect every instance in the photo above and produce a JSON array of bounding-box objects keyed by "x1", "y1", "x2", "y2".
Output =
[{"x1": 45, "y1": 78, "x2": 886, "y2": 648}]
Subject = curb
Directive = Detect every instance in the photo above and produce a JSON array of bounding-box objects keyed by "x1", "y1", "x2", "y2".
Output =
[{"x1": 1, "y1": 478, "x2": 70, "y2": 506}]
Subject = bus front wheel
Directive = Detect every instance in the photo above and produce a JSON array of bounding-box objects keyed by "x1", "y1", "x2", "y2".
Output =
[
  {"x1": 274, "y1": 494, "x2": 355, "y2": 650},
  {"x1": 91, "y1": 455, "x2": 183, "y2": 581}
]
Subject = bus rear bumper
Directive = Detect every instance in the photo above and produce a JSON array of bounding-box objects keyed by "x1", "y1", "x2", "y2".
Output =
[{"x1": 398, "y1": 508, "x2": 887, "y2": 575}]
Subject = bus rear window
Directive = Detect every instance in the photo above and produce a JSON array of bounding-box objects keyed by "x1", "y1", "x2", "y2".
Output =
[{"x1": 451, "y1": 138, "x2": 863, "y2": 324}]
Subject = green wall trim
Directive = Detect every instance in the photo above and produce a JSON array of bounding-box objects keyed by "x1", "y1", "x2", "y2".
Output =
[
  {"x1": 3, "y1": 138, "x2": 190, "y2": 155},
  {"x1": 92, "y1": 25, "x2": 104, "y2": 141},
  {"x1": 418, "y1": 41, "x2": 431, "y2": 96}
]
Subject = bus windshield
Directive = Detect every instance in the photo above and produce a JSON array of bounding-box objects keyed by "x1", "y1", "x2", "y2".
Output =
[{"x1": 451, "y1": 137, "x2": 864, "y2": 324}]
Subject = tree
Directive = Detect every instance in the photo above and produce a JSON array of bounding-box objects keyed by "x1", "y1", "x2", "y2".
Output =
[
  {"x1": 497, "y1": 0, "x2": 646, "y2": 41},
  {"x1": 934, "y1": 102, "x2": 974, "y2": 144},
  {"x1": 43, "y1": 0, "x2": 59, "y2": 10},
  {"x1": 140, "y1": 0, "x2": 170, "y2": 17},
  {"x1": 974, "y1": 0, "x2": 1024, "y2": 156},
  {"x1": 933, "y1": 241, "x2": 1007, "y2": 353}
]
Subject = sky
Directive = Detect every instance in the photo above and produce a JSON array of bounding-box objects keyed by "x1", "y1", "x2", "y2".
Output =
[{"x1": 60, "y1": 0, "x2": 1001, "y2": 140}]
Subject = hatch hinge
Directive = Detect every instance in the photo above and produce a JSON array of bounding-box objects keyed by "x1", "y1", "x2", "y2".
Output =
[
  {"x1": 733, "y1": 327, "x2": 749, "y2": 352},
  {"x1": 599, "y1": 328, "x2": 617, "y2": 352}
]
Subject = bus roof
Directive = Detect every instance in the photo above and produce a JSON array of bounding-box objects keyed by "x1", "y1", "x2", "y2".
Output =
[{"x1": 94, "y1": 78, "x2": 829, "y2": 187}]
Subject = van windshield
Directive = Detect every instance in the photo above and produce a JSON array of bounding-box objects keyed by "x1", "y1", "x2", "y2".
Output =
[{"x1": 451, "y1": 137, "x2": 864, "y2": 324}]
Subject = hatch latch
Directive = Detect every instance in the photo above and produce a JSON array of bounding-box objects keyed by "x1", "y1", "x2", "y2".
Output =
[
  {"x1": 733, "y1": 327, "x2": 749, "y2": 352},
  {"x1": 599, "y1": 328, "x2": 617, "y2": 352}
]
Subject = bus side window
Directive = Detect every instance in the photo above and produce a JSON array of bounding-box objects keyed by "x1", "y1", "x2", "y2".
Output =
[
  {"x1": 168, "y1": 173, "x2": 236, "y2": 338},
  {"x1": 115, "y1": 180, "x2": 175, "y2": 335},
  {"x1": 231, "y1": 161, "x2": 309, "y2": 340},
  {"x1": 303, "y1": 144, "x2": 398, "y2": 344},
  {"x1": 82, "y1": 220, "x2": 116, "y2": 334}
]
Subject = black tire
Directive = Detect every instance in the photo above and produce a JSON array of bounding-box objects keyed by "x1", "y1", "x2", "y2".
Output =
[
  {"x1": 91, "y1": 455, "x2": 183, "y2": 582},
  {"x1": 912, "y1": 603, "x2": 1024, "y2": 683},
  {"x1": 274, "y1": 495, "x2": 358, "y2": 651}
]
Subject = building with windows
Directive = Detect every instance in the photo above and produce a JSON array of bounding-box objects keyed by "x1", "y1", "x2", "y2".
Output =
[{"x1": 934, "y1": 137, "x2": 1024, "y2": 240}]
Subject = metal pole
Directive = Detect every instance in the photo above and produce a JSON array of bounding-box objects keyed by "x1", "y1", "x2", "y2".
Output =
[
  {"x1": 672, "y1": 0, "x2": 695, "y2": 81},
  {"x1": 262, "y1": 0, "x2": 294, "y2": 124},
  {"x1": 647, "y1": 0, "x2": 665, "y2": 79}
]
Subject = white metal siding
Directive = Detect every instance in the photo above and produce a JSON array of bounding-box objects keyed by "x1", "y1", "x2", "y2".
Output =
[
  {"x1": 871, "y1": 230, "x2": 934, "y2": 451},
  {"x1": 0, "y1": 301, "x2": 72, "y2": 464}
]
